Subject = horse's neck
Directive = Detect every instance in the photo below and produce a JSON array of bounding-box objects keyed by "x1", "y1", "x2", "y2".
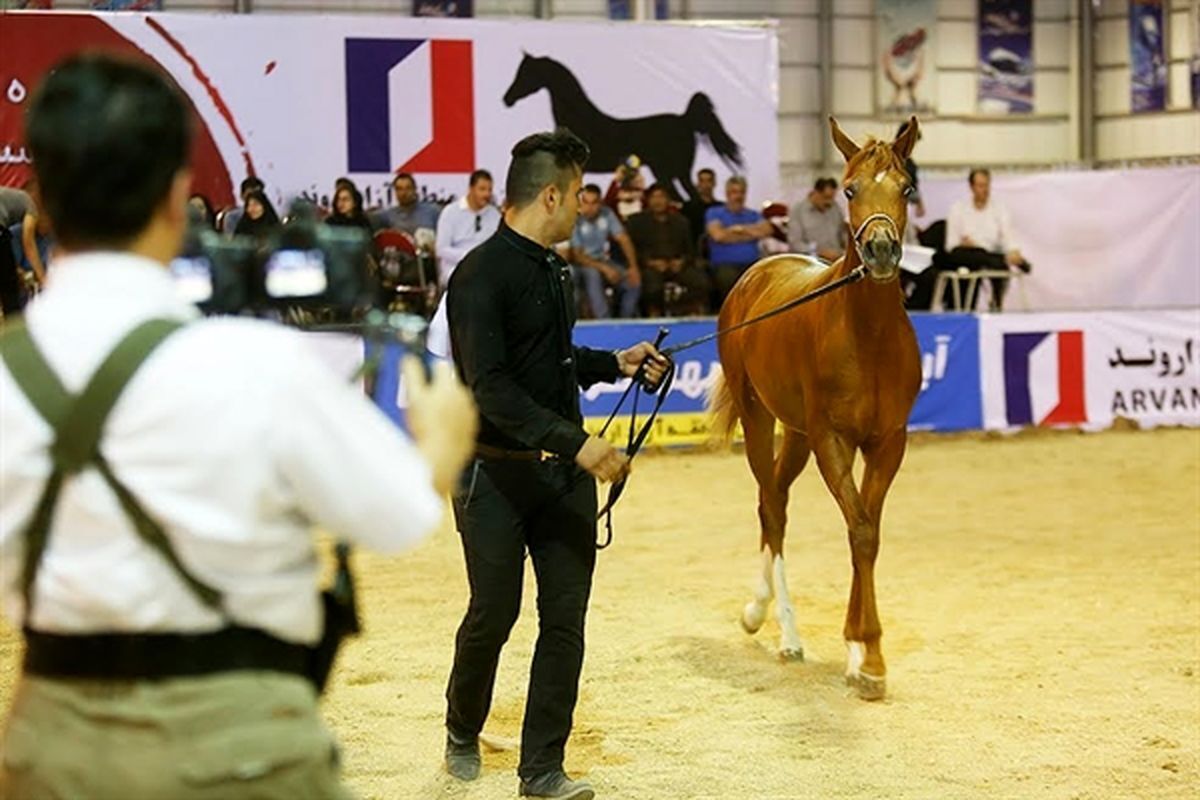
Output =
[
  {"x1": 835, "y1": 247, "x2": 907, "y2": 336},
  {"x1": 543, "y1": 66, "x2": 603, "y2": 126}
]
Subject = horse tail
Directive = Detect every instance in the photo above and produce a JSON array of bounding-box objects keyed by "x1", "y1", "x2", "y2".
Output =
[
  {"x1": 706, "y1": 370, "x2": 740, "y2": 446},
  {"x1": 685, "y1": 93, "x2": 744, "y2": 170}
]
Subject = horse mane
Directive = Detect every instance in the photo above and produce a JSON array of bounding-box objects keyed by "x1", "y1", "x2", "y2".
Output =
[{"x1": 845, "y1": 138, "x2": 904, "y2": 179}]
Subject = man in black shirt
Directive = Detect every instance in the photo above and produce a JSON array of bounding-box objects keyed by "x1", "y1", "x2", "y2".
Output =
[
  {"x1": 626, "y1": 183, "x2": 711, "y2": 316},
  {"x1": 681, "y1": 166, "x2": 722, "y2": 241},
  {"x1": 444, "y1": 129, "x2": 667, "y2": 800}
]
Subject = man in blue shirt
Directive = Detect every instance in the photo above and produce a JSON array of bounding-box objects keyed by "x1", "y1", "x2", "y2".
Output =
[
  {"x1": 704, "y1": 176, "x2": 773, "y2": 307},
  {"x1": 372, "y1": 172, "x2": 441, "y2": 241},
  {"x1": 567, "y1": 184, "x2": 640, "y2": 318}
]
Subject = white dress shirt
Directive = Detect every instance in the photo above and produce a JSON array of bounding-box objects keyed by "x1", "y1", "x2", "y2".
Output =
[
  {"x1": 0, "y1": 253, "x2": 443, "y2": 644},
  {"x1": 945, "y1": 198, "x2": 1018, "y2": 254},
  {"x1": 435, "y1": 197, "x2": 501, "y2": 287},
  {"x1": 427, "y1": 198, "x2": 501, "y2": 359}
]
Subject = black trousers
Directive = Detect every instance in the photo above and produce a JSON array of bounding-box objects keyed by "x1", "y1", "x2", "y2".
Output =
[
  {"x1": 445, "y1": 457, "x2": 597, "y2": 780},
  {"x1": 710, "y1": 262, "x2": 754, "y2": 309}
]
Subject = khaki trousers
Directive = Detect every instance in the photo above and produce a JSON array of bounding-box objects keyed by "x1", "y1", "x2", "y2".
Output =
[{"x1": 0, "y1": 671, "x2": 355, "y2": 799}]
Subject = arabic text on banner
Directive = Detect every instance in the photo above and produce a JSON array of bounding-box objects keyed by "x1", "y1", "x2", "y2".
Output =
[
  {"x1": 1129, "y1": 0, "x2": 1167, "y2": 113},
  {"x1": 876, "y1": 0, "x2": 937, "y2": 115},
  {"x1": 980, "y1": 309, "x2": 1200, "y2": 431},
  {"x1": 977, "y1": 0, "x2": 1033, "y2": 114}
]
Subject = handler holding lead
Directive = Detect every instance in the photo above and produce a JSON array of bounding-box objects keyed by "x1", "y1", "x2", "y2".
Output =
[
  {"x1": 443, "y1": 129, "x2": 668, "y2": 800},
  {"x1": 0, "y1": 54, "x2": 476, "y2": 799}
]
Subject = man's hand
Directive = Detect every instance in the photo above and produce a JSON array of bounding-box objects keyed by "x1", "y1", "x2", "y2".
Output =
[
  {"x1": 575, "y1": 435, "x2": 630, "y2": 483},
  {"x1": 599, "y1": 264, "x2": 622, "y2": 285},
  {"x1": 961, "y1": 236, "x2": 977, "y2": 248},
  {"x1": 617, "y1": 341, "x2": 670, "y2": 387},
  {"x1": 403, "y1": 357, "x2": 478, "y2": 495},
  {"x1": 625, "y1": 267, "x2": 641, "y2": 289},
  {"x1": 1004, "y1": 249, "x2": 1023, "y2": 267}
]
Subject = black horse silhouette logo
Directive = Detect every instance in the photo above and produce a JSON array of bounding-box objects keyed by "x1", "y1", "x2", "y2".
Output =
[{"x1": 503, "y1": 53, "x2": 744, "y2": 202}]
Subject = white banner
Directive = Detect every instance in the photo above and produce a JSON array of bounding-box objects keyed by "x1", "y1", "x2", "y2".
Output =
[
  {"x1": 981, "y1": 309, "x2": 1200, "y2": 431},
  {"x1": 0, "y1": 13, "x2": 779, "y2": 211},
  {"x1": 920, "y1": 166, "x2": 1200, "y2": 311}
]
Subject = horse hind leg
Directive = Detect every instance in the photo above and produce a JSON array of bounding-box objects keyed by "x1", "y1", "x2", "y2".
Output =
[
  {"x1": 767, "y1": 430, "x2": 811, "y2": 661},
  {"x1": 737, "y1": 391, "x2": 777, "y2": 638}
]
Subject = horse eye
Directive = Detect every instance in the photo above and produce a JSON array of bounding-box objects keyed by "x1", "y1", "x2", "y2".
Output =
[
  {"x1": 844, "y1": 187, "x2": 855, "y2": 200},
  {"x1": 902, "y1": 185, "x2": 914, "y2": 197}
]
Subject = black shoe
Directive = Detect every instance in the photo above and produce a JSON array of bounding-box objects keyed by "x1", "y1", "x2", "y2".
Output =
[
  {"x1": 519, "y1": 770, "x2": 595, "y2": 799},
  {"x1": 444, "y1": 732, "x2": 480, "y2": 781},
  {"x1": 1015, "y1": 259, "x2": 1032, "y2": 274}
]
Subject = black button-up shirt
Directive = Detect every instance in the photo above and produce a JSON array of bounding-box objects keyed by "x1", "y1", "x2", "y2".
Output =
[{"x1": 447, "y1": 220, "x2": 621, "y2": 457}]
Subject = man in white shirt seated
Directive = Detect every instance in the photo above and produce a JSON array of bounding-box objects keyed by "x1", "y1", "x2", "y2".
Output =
[
  {"x1": 435, "y1": 169, "x2": 502, "y2": 288},
  {"x1": 0, "y1": 53, "x2": 477, "y2": 799},
  {"x1": 943, "y1": 167, "x2": 1032, "y2": 310}
]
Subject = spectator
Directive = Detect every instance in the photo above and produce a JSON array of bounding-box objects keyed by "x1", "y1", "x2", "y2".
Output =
[
  {"x1": 568, "y1": 183, "x2": 640, "y2": 319},
  {"x1": 603, "y1": 156, "x2": 645, "y2": 220},
  {"x1": 943, "y1": 168, "x2": 1031, "y2": 309},
  {"x1": 435, "y1": 169, "x2": 501, "y2": 287},
  {"x1": 705, "y1": 176, "x2": 774, "y2": 307},
  {"x1": 625, "y1": 183, "x2": 710, "y2": 316},
  {"x1": 682, "y1": 167, "x2": 722, "y2": 241},
  {"x1": 232, "y1": 189, "x2": 280, "y2": 243},
  {"x1": 11, "y1": 178, "x2": 53, "y2": 289},
  {"x1": 0, "y1": 186, "x2": 31, "y2": 228},
  {"x1": 373, "y1": 172, "x2": 440, "y2": 242},
  {"x1": 187, "y1": 193, "x2": 216, "y2": 231},
  {"x1": 326, "y1": 181, "x2": 373, "y2": 234},
  {"x1": 788, "y1": 177, "x2": 847, "y2": 262},
  {"x1": 221, "y1": 175, "x2": 264, "y2": 235},
  {"x1": 897, "y1": 122, "x2": 925, "y2": 220}
]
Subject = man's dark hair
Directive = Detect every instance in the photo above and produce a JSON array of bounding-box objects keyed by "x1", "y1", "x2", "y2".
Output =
[
  {"x1": 394, "y1": 172, "x2": 416, "y2": 187},
  {"x1": 581, "y1": 183, "x2": 602, "y2": 198},
  {"x1": 697, "y1": 168, "x2": 716, "y2": 180},
  {"x1": 26, "y1": 53, "x2": 192, "y2": 250},
  {"x1": 813, "y1": 177, "x2": 838, "y2": 192},
  {"x1": 240, "y1": 176, "x2": 264, "y2": 196},
  {"x1": 645, "y1": 182, "x2": 670, "y2": 198},
  {"x1": 469, "y1": 169, "x2": 492, "y2": 187},
  {"x1": 505, "y1": 129, "x2": 590, "y2": 209},
  {"x1": 969, "y1": 168, "x2": 991, "y2": 185}
]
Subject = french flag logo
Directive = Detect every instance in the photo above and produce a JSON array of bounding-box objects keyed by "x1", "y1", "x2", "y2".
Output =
[
  {"x1": 345, "y1": 38, "x2": 475, "y2": 174},
  {"x1": 1003, "y1": 331, "x2": 1087, "y2": 426}
]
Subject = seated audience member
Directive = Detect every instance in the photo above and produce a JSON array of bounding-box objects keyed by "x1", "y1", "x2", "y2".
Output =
[
  {"x1": 435, "y1": 169, "x2": 501, "y2": 287},
  {"x1": 326, "y1": 180, "x2": 373, "y2": 234},
  {"x1": 222, "y1": 175, "x2": 264, "y2": 235},
  {"x1": 788, "y1": 177, "x2": 846, "y2": 262},
  {"x1": 232, "y1": 189, "x2": 281, "y2": 244},
  {"x1": 10, "y1": 178, "x2": 53, "y2": 289},
  {"x1": 0, "y1": 223, "x2": 23, "y2": 315},
  {"x1": 188, "y1": 193, "x2": 216, "y2": 231},
  {"x1": 682, "y1": 167, "x2": 722, "y2": 241},
  {"x1": 705, "y1": 176, "x2": 774, "y2": 307},
  {"x1": 603, "y1": 156, "x2": 646, "y2": 220},
  {"x1": 943, "y1": 167, "x2": 1031, "y2": 309},
  {"x1": 625, "y1": 183, "x2": 710, "y2": 316},
  {"x1": 0, "y1": 185, "x2": 31, "y2": 228},
  {"x1": 372, "y1": 172, "x2": 439, "y2": 245},
  {"x1": 569, "y1": 183, "x2": 640, "y2": 319}
]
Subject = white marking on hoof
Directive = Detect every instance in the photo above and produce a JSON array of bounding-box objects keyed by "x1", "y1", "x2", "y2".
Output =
[
  {"x1": 773, "y1": 555, "x2": 804, "y2": 657},
  {"x1": 845, "y1": 641, "x2": 885, "y2": 700},
  {"x1": 741, "y1": 549, "x2": 774, "y2": 636},
  {"x1": 778, "y1": 646, "x2": 804, "y2": 663},
  {"x1": 845, "y1": 641, "x2": 866, "y2": 677}
]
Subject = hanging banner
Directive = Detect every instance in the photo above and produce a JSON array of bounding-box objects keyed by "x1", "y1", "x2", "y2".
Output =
[
  {"x1": 977, "y1": 0, "x2": 1033, "y2": 113},
  {"x1": 90, "y1": 1, "x2": 163, "y2": 8},
  {"x1": 413, "y1": 0, "x2": 472, "y2": 17},
  {"x1": 6, "y1": 2, "x2": 55, "y2": 8},
  {"x1": 1129, "y1": 0, "x2": 1167, "y2": 113},
  {"x1": 0, "y1": 13, "x2": 777, "y2": 212},
  {"x1": 1192, "y1": 4, "x2": 1200, "y2": 110},
  {"x1": 981, "y1": 310, "x2": 1200, "y2": 431},
  {"x1": 607, "y1": 0, "x2": 668, "y2": 19},
  {"x1": 876, "y1": 0, "x2": 937, "y2": 115}
]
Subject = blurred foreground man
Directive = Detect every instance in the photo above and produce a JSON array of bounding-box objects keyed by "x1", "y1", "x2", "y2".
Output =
[{"x1": 0, "y1": 54, "x2": 476, "y2": 799}]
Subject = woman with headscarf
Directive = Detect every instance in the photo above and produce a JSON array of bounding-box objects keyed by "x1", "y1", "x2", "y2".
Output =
[
  {"x1": 325, "y1": 181, "x2": 372, "y2": 234},
  {"x1": 232, "y1": 189, "x2": 281, "y2": 242}
]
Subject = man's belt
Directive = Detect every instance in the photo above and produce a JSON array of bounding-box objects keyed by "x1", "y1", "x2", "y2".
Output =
[
  {"x1": 475, "y1": 443, "x2": 559, "y2": 462},
  {"x1": 22, "y1": 626, "x2": 311, "y2": 682}
]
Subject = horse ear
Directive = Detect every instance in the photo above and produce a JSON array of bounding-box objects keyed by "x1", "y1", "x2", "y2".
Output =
[
  {"x1": 893, "y1": 115, "x2": 919, "y2": 161},
  {"x1": 829, "y1": 116, "x2": 860, "y2": 162}
]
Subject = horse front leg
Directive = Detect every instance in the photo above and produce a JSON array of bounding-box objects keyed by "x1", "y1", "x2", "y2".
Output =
[{"x1": 812, "y1": 430, "x2": 886, "y2": 700}]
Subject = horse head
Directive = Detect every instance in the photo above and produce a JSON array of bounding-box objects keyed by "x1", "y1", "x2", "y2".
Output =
[
  {"x1": 829, "y1": 115, "x2": 919, "y2": 283},
  {"x1": 503, "y1": 52, "x2": 544, "y2": 108}
]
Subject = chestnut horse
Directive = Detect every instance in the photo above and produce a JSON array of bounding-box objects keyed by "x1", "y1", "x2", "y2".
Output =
[{"x1": 708, "y1": 117, "x2": 922, "y2": 700}]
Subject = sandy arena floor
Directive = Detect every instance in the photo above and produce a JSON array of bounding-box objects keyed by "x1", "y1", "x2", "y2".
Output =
[{"x1": 1, "y1": 428, "x2": 1198, "y2": 799}]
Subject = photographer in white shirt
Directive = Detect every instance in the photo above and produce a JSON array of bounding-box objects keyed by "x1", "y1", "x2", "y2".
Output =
[{"x1": 0, "y1": 54, "x2": 476, "y2": 799}]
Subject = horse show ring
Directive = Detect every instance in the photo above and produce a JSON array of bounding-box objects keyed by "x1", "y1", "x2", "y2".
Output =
[{"x1": 0, "y1": 428, "x2": 1196, "y2": 799}]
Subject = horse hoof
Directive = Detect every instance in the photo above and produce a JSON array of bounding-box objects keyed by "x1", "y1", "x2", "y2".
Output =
[
  {"x1": 740, "y1": 603, "x2": 766, "y2": 635},
  {"x1": 779, "y1": 647, "x2": 805, "y2": 663},
  {"x1": 846, "y1": 671, "x2": 886, "y2": 701}
]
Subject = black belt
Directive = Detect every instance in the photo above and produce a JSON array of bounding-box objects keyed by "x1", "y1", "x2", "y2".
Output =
[
  {"x1": 475, "y1": 443, "x2": 559, "y2": 462},
  {"x1": 22, "y1": 626, "x2": 312, "y2": 682}
]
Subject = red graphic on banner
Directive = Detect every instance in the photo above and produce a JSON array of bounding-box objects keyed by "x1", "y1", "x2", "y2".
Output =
[
  {"x1": 0, "y1": 13, "x2": 237, "y2": 207},
  {"x1": 397, "y1": 39, "x2": 474, "y2": 174},
  {"x1": 1042, "y1": 330, "x2": 1087, "y2": 425}
]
